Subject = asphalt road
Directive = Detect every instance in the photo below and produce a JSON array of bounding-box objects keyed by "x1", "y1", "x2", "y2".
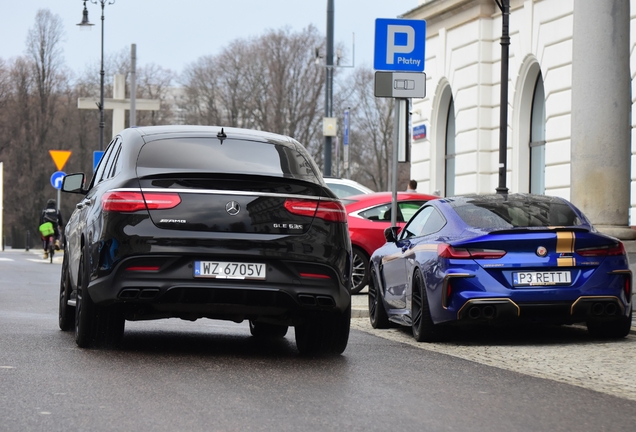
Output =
[{"x1": 2, "y1": 248, "x2": 636, "y2": 432}]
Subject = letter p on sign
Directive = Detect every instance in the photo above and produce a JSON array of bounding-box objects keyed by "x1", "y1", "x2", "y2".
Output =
[
  {"x1": 374, "y1": 18, "x2": 426, "y2": 72},
  {"x1": 386, "y1": 25, "x2": 415, "y2": 64}
]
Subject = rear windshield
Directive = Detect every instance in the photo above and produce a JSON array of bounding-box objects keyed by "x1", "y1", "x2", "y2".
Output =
[
  {"x1": 451, "y1": 197, "x2": 584, "y2": 229},
  {"x1": 136, "y1": 137, "x2": 320, "y2": 181}
]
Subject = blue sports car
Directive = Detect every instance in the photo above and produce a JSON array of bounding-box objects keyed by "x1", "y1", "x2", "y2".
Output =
[{"x1": 368, "y1": 194, "x2": 633, "y2": 341}]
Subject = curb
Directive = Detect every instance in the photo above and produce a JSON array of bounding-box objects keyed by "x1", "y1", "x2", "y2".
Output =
[{"x1": 352, "y1": 308, "x2": 369, "y2": 318}]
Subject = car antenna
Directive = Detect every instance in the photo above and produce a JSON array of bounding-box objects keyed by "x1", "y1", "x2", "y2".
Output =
[{"x1": 217, "y1": 128, "x2": 227, "y2": 144}]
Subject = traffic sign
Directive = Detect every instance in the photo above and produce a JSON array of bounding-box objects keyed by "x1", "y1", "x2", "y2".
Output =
[
  {"x1": 49, "y1": 150, "x2": 71, "y2": 171},
  {"x1": 51, "y1": 171, "x2": 66, "y2": 190},
  {"x1": 374, "y1": 18, "x2": 426, "y2": 72},
  {"x1": 413, "y1": 124, "x2": 427, "y2": 141},
  {"x1": 93, "y1": 151, "x2": 104, "y2": 172},
  {"x1": 374, "y1": 72, "x2": 426, "y2": 98}
]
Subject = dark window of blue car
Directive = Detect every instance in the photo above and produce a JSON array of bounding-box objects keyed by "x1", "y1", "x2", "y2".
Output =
[{"x1": 452, "y1": 198, "x2": 583, "y2": 229}]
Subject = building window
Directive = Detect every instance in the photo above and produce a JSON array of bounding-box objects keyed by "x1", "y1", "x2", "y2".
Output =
[
  {"x1": 445, "y1": 98, "x2": 456, "y2": 196},
  {"x1": 529, "y1": 74, "x2": 546, "y2": 194}
]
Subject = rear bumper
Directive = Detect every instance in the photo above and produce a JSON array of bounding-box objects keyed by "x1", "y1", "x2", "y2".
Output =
[
  {"x1": 455, "y1": 295, "x2": 627, "y2": 324},
  {"x1": 87, "y1": 254, "x2": 351, "y2": 325}
]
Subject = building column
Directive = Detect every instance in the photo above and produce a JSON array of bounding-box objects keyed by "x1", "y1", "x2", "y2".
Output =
[{"x1": 571, "y1": 0, "x2": 635, "y2": 239}]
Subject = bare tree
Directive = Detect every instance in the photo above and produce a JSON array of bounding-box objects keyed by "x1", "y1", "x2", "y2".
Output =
[
  {"x1": 0, "y1": 9, "x2": 75, "y2": 247},
  {"x1": 333, "y1": 67, "x2": 394, "y2": 191},
  {"x1": 26, "y1": 9, "x2": 66, "y2": 146},
  {"x1": 179, "y1": 25, "x2": 326, "y2": 163}
]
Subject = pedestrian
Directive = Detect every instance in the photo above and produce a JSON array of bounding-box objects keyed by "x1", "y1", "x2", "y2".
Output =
[
  {"x1": 406, "y1": 179, "x2": 417, "y2": 192},
  {"x1": 39, "y1": 199, "x2": 64, "y2": 259}
]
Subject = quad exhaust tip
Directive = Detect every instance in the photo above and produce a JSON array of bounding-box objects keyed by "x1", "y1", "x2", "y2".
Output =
[{"x1": 467, "y1": 305, "x2": 496, "y2": 320}]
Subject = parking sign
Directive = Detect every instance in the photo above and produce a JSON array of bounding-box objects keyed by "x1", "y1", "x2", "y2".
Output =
[{"x1": 374, "y1": 18, "x2": 426, "y2": 72}]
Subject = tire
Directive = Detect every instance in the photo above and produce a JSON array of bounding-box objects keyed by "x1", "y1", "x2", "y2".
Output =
[
  {"x1": 587, "y1": 309, "x2": 632, "y2": 339},
  {"x1": 75, "y1": 245, "x2": 96, "y2": 348},
  {"x1": 295, "y1": 306, "x2": 351, "y2": 356},
  {"x1": 368, "y1": 266, "x2": 389, "y2": 329},
  {"x1": 351, "y1": 247, "x2": 369, "y2": 294},
  {"x1": 249, "y1": 320, "x2": 288, "y2": 338},
  {"x1": 411, "y1": 268, "x2": 445, "y2": 342},
  {"x1": 49, "y1": 241, "x2": 54, "y2": 263},
  {"x1": 58, "y1": 251, "x2": 75, "y2": 331}
]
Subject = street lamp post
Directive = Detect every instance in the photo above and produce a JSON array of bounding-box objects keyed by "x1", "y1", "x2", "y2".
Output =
[
  {"x1": 77, "y1": 0, "x2": 115, "y2": 152},
  {"x1": 495, "y1": 0, "x2": 510, "y2": 195}
]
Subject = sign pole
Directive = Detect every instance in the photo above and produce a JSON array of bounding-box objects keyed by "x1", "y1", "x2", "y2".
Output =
[
  {"x1": 343, "y1": 108, "x2": 350, "y2": 179},
  {"x1": 391, "y1": 100, "x2": 403, "y2": 227}
]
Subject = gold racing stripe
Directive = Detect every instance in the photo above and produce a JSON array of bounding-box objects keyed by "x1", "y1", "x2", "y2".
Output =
[
  {"x1": 557, "y1": 257, "x2": 575, "y2": 267},
  {"x1": 556, "y1": 232, "x2": 575, "y2": 267}
]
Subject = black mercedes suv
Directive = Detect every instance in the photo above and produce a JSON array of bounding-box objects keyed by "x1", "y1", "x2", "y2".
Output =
[{"x1": 59, "y1": 126, "x2": 352, "y2": 355}]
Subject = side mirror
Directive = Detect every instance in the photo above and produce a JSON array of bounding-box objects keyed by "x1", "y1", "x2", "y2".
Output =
[
  {"x1": 62, "y1": 173, "x2": 86, "y2": 194},
  {"x1": 384, "y1": 226, "x2": 400, "y2": 243}
]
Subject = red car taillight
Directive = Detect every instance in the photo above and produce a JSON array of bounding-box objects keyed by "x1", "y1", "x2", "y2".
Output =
[
  {"x1": 299, "y1": 272, "x2": 331, "y2": 280},
  {"x1": 575, "y1": 242, "x2": 626, "y2": 257},
  {"x1": 437, "y1": 244, "x2": 506, "y2": 259},
  {"x1": 284, "y1": 199, "x2": 346, "y2": 222},
  {"x1": 102, "y1": 191, "x2": 181, "y2": 212}
]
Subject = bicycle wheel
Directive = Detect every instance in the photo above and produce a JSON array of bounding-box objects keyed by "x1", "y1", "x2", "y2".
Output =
[{"x1": 48, "y1": 237, "x2": 55, "y2": 263}]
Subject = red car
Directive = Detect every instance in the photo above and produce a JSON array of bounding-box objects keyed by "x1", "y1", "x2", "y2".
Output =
[{"x1": 343, "y1": 191, "x2": 439, "y2": 293}]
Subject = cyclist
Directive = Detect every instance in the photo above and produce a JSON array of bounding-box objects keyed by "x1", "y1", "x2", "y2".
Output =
[{"x1": 40, "y1": 199, "x2": 64, "y2": 259}]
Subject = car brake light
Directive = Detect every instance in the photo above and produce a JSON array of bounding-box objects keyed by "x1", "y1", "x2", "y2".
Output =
[
  {"x1": 624, "y1": 276, "x2": 631, "y2": 300},
  {"x1": 143, "y1": 193, "x2": 181, "y2": 210},
  {"x1": 576, "y1": 243, "x2": 625, "y2": 257},
  {"x1": 468, "y1": 249, "x2": 507, "y2": 259},
  {"x1": 438, "y1": 244, "x2": 471, "y2": 258},
  {"x1": 437, "y1": 244, "x2": 506, "y2": 259},
  {"x1": 125, "y1": 266, "x2": 160, "y2": 272},
  {"x1": 102, "y1": 191, "x2": 181, "y2": 212},
  {"x1": 284, "y1": 199, "x2": 346, "y2": 222},
  {"x1": 299, "y1": 272, "x2": 331, "y2": 280}
]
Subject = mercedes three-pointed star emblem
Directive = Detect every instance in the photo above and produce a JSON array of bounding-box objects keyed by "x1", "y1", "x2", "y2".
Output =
[{"x1": 225, "y1": 201, "x2": 240, "y2": 216}]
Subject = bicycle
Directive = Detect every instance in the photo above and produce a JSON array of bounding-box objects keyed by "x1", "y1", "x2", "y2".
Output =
[
  {"x1": 45, "y1": 235, "x2": 55, "y2": 263},
  {"x1": 39, "y1": 221, "x2": 56, "y2": 263}
]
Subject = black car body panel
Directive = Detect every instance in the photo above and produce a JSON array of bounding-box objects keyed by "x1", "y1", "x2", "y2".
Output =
[{"x1": 61, "y1": 126, "x2": 352, "y2": 353}]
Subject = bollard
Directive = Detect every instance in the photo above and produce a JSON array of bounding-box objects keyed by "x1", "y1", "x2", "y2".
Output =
[{"x1": 26, "y1": 230, "x2": 30, "y2": 251}]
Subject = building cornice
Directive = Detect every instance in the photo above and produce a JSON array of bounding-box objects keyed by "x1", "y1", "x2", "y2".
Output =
[{"x1": 402, "y1": 0, "x2": 524, "y2": 36}]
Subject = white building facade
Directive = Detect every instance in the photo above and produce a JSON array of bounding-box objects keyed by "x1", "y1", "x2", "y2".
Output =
[{"x1": 404, "y1": 0, "x2": 636, "y2": 227}]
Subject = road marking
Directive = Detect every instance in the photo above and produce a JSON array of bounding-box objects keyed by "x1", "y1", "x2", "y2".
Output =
[
  {"x1": 351, "y1": 318, "x2": 636, "y2": 401},
  {"x1": 0, "y1": 258, "x2": 14, "y2": 261}
]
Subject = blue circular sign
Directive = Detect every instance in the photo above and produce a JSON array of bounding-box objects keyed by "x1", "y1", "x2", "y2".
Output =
[{"x1": 50, "y1": 171, "x2": 66, "y2": 190}]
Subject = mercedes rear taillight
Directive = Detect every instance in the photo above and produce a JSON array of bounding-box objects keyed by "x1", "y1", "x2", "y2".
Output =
[
  {"x1": 284, "y1": 199, "x2": 346, "y2": 222},
  {"x1": 102, "y1": 191, "x2": 181, "y2": 212}
]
